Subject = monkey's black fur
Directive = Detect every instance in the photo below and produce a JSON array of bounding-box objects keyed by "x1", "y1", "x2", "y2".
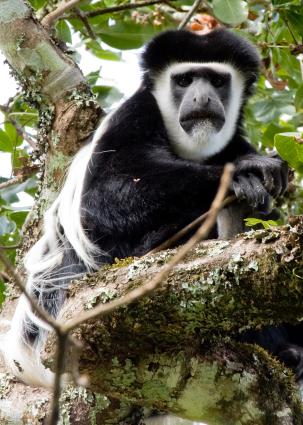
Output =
[
  {"x1": 141, "y1": 29, "x2": 260, "y2": 93},
  {"x1": 79, "y1": 29, "x2": 303, "y2": 380},
  {"x1": 8, "y1": 29, "x2": 303, "y2": 394},
  {"x1": 81, "y1": 88, "x2": 257, "y2": 259}
]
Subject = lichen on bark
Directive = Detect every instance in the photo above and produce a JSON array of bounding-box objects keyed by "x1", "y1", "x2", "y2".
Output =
[{"x1": 39, "y1": 219, "x2": 303, "y2": 423}]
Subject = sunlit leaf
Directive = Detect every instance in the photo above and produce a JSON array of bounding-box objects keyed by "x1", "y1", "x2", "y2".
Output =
[
  {"x1": 244, "y1": 218, "x2": 278, "y2": 229},
  {"x1": 275, "y1": 132, "x2": 303, "y2": 172},
  {"x1": 56, "y1": 20, "x2": 72, "y2": 44},
  {"x1": 0, "y1": 216, "x2": 16, "y2": 236},
  {"x1": 295, "y1": 84, "x2": 303, "y2": 111},
  {"x1": 0, "y1": 129, "x2": 13, "y2": 153},
  {"x1": 213, "y1": 0, "x2": 248, "y2": 25}
]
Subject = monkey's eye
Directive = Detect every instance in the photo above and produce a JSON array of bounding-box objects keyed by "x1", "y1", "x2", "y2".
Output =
[
  {"x1": 211, "y1": 74, "x2": 228, "y2": 88},
  {"x1": 174, "y1": 74, "x2": 193, "y2": 88}
]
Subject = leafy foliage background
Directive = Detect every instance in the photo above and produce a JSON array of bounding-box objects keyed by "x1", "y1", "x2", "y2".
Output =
[{"x1": 0, "y1": 0, "x2": 302, "y2": 303}]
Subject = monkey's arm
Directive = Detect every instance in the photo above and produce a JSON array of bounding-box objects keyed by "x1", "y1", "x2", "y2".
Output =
[{"x1": 218, "y1": 136, "x2": 288, "y2": 211}]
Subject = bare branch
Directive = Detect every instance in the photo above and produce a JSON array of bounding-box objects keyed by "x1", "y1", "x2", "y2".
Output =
[
  {"x1": 42, "y1": 0, "x2": 85, "y2": 28},
  {"x1": 0, "y1": 176, "x2": 25, "y2": 190},
  {"x1": 66, "y1": 0, "x2": 170, "y2": 20},
  {"x1": 0, "y1": 250, "x2": 61, "y2": 333},
  {"x1": 0, "y1": 244, "x2": 20, "y2": 250},
  {"x1": 74, "y1": 8, "x2": 97, "y2": 40},
  {"x1": 47, "y1": 334, "x2": 69, "y2": 425},
  {"x1": 0, "y1": 104, "x2": 37, "y2": 149},
  {"x1": 62, "y1": 164, "x2": 234, "y2": 333},
  {"x1": 178, "y1": 0, "x2": 203, "y2": 29},
  {"x1": 0, "y1": 165, "x2": 38, "y2": 190}
]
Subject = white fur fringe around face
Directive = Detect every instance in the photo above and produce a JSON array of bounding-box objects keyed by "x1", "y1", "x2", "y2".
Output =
[{"x1": 152, "y1": 62, "x2": 244, "y2": 162}]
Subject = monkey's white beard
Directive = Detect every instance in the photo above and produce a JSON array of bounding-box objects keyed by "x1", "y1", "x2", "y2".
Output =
[
  {"x1": 170, "y1": 119, "x2": 224, "y2": 162},
  {"x1": 191, "y1": 119, "x2": 217, "y2": 146}
]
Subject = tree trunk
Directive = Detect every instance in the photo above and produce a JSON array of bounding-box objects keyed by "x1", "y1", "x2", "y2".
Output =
[{"x1": 0, "y1": 0, "x2": 102, "y2": 254}]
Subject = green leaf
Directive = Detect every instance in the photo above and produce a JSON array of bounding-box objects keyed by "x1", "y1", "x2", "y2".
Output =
[
  {"x1": 0, "y1": 129, "x2": 13, "y2": 153},
  {"x1": 86, "y1": 70, "x2": 101, "y2": 86},
  {"x1": 285, "y1": 9, "x2": 303, "y2": 37},
  {"x1": 28, "y1": 0, "x2": 47, "y2": 9},
  {"x1": 274, "y1": 132, "x2": 303, "y2": 172},
  {"x1": 97, "y1": 21, "x2": 164, "y2": 50},
  {"x1": 9, "y1": 211, "x2": 28, "y2": 227},
  {"x1": 295, "y1": 84, "x2": 303, "y2": 111},
  {"x1": 262, "y1": 123, "x2": 294, "y2": 148},
  {"x1": 213, "y1": 0, "x2": 248, "y2": 25},
  {"x1": 56, "y1": 20, "x2": 72, "y2": 44},
  {"x1": 0, "y1": 216, "x2": 16, "y2": 236},
  {"x1": 92, "y1": 85, "x2": 123, "y2": 109},
  {"x1": 103, "y1": 0, "x2": 118, "y2": 6},
  {"x1": 272, "y1": 0, "x2": 301, "y2": 6},
  {"x1": 0, "y1": 280, "x2": 6, "y2": 307},
  {"x1": 4, "y1": 122, "x2": 23, "y2": 147},
  {"x1": 244, "y1": 218, "x2": 277, "y2": 229},
  {"x1": 0, "y1": 177, "x2": 36, "y2": 204},
  {"x1": 86, "y1": 41, "x2": 121, "y2": 61}
]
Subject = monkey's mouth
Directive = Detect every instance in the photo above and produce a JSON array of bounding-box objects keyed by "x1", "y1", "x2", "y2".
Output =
[{"x1": 180, "y1": 112, "x2": 225, "y2": 133}]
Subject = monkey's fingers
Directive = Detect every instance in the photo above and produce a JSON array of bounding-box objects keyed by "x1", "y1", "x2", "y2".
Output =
[
  {"x1": 259, "y1": 156, "x2": 288, "y2": 197},
  {"x1": 233, "y1": 174, "x2": 270, "y2": 211}
]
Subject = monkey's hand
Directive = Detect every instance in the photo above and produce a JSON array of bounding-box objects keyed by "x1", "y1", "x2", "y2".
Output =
[{"x1": 232, "y1": 154, "x2": 288, "y2": 211}]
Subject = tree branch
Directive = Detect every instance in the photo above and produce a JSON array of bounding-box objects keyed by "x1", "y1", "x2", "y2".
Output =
[
  {"x1": 40, "y1": 216, "x2": 303, "y2": 423},
  {"x1": 0, "y1": 176, "x2": 25, "y2": 190},
  {"x1": 66, "y1": 0, "x2": 173, "y2": 20},
  {"x1": 74, "y1": 8, "x2": 97, "y2": 39},
  {"x1": 62, "y1": 164, "x2": 234, "y2": 333},
  {"x1": 0, "y1": 250, "x2": 61, "y2": 334},
  {"x1": 178, "y1": 0, "x2": 204, "y2": 29},
  {"x1": 42, "y1": 0, "x2": 85, "y2": 28}
]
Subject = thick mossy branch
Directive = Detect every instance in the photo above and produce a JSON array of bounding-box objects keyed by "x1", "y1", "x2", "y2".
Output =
[
  {"x1": 40, "y1": 217, "x2": 303, "y2": 424},
  {"x1": 0, "y1": 375, "x2": 135, "y2": 425}
]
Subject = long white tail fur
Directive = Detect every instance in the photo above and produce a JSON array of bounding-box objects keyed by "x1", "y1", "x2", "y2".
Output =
[{"x1": 0, "y1": 118, "x2": 110, "y2": 387}]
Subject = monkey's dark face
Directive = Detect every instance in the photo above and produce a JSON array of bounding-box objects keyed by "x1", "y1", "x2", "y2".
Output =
[
  {"x1": 172, "y1": 68, "x2": 229, "y2": 135},
  {"x1": 152, "y1": 62, "x2": 245, "y2": 161}
]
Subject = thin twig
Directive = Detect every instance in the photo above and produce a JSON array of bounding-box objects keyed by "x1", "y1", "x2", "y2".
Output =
[
  {"x1": 0, "y1": 271, "x2": 10, "y2": 281},
  {"x1": 0, "y1": 176, "x2": 25, "y2": 190},
  {"x1": 47, "y1": 333, "x2": 69, "y2": 425},
  {"x1": 66, "y1": 0, "x2": 169, "y2": 20},
  {"x1": 0, "y1": 244, "x2": 20, "y2": 250},
  {"x1": 42, "y1": 0, "x2": 85, "y2": 28},
  {"x1": 74, "y1": 8, "x2": 96, "y2": 39},
  {"x1": 284, "y1": 16, "x2": 298, "y2": 45},
  {"x1": 63, "y1": 164, "x2": 234, "y2": 333},
  {"x1": 0, "y1": 105, "x2": 37, "y2": 150},
  {"x1": 163, "y1": 0, "x2": 184, "y2": 12},
  {"x1": 0, "y1": 250, "x2": 61, "y2": 333},
  {"x1": 178, "y1": 0, "x2": 203, "y2": 29},
  {"x1": 0, "y1": 166, "x2": 38, "y2": 190},
  {"x1": 146, "y1": 194, "x2": 237, "y2": 255}
]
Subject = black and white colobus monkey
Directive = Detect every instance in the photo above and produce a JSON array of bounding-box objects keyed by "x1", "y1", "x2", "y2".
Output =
[{"x1": 1, "y1": 28, "x2": 302, "y2": 414}]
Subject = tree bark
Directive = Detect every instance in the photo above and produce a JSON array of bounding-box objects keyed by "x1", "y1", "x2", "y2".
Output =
[
  {"x1": 2, "y1": 219, "x2": 303, "y2": 424},
  {"x1": 0, "y1": 0, "x2": 102, "y2": 254}
]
